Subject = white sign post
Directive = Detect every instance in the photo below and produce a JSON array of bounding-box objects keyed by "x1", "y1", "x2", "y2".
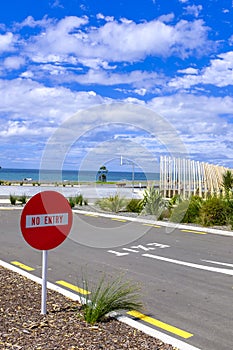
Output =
[{"x1": 41, "y1": 250, "x2": 48, "y2": 315}]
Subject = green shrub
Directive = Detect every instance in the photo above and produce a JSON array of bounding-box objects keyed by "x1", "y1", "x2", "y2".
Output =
[
  {"x1": 82, "y1": 275, "x2": 143, "y2": 325},
  {"x1": 159, "y1": 207, "x2": 171, "y2": 220},
  {"x1": 76, "y1": 194, "x2": 83, "y2": 206},
  {"x1": 18, "y1": 195, "x2": 27, "y2": 204},
  {"x1": 69, "y1": 197, "x2": 76, "y2": 208},
  {"x1": 126, "y1": 198, "x2": 143, "y2": 213},
  {"x1": 170, "y1": 196, "x2": 203, "y2": 224},
  {"x1": 9, "y1": 194, "x2": 17, "y2": 205},
  {"x1": 96, "y1": 195, "x2": 128, "y2": 213},
  {"x1": 141, "y1": 187, "x2": 167, "y2": 218},
  {"x1": 199, "y1": 197, "x2": 227, "y2": 226},
  {"x1": 170, "y1": 200, "x2": 190, "y2": 223}
]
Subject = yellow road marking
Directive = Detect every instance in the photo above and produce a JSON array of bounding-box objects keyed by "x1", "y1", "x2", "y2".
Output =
[
  {"x1": 143, "y1": 223, "x2": 161, "y2": 228},
  {"x1": 111, "y1": 218, "x2": 127, "y2": 222},
  {"x1": 181, "y1": 229, "x2": 207, "y2": 235},
  {"x1": 84, "y1": 213, "x2": 99, "y2": 217},
  {"x1": 11, "y1": 261, "x2": 35, "y2": 271},
  {"x1": 56, "y1": 280, "x2": 90, "y2": 295},
  {"x1": 0, "y1": 207, "x2": 17, "y2": 210},
  {"x1": 127, "y1": 310, "x2": 193, "y2": 339}
]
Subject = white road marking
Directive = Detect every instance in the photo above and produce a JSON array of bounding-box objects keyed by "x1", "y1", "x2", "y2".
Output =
[
  {"x1": 202, "y1": 259, "x2": 233, "y2": 268},
  {"x1": 143, "y1": 254, "x2": 233, "y2": 276},
  {"x1": 108, "y1": 250, "x2": 129, "y2": 257},
  {"x1": 122, "y1": 248, "x2": 139, "y2": 253},
  {"x1": 131, "y1": 244, "x2": 155, "y2": 251}
]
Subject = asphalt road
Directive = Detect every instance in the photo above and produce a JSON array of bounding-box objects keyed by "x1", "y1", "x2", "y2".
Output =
[{"x1": 1, "y1": 208, "x2": 233, "y2": 350}]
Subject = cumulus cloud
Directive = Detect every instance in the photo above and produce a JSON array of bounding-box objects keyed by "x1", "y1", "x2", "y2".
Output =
[
  {"x1": 4, "y1": 56, "x2": 25, "y2": 70},
  {"x1": 0, "y1": 32, "x2": 15, "y2": 52},
  {"x1": 184, "y1": 5, "x2": 203, "y2": 18},
  {"x1": 13, "y1": 15, "x2": 211, "y2": 65},
  {"x1": 169, "y1": 51, "x2": 233, "y2": 89}
]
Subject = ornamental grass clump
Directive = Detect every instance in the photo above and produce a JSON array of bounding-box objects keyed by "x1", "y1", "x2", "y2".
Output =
[
  {"x1": 141, "y1": 186, "x2": 167, "y2": 218},
  {"x1": 82, "y1": 275, "x2": 143, "y2": 325},
  {"x1": 96, "y1": 195, "x2": 128, "y2": 213}
]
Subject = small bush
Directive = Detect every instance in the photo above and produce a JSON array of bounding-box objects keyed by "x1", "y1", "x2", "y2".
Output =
[
  {"x1": 170, "y1": 196, "x2": 203, "y2": 224},
  {"x1": 9, "y1": 194, "x2": 17, "y2": 205},
  {"x1": 83, "y1": 275, "x2": 143, "y2": 325},
  {"x1": 126, "y1": 199, "x2": 143, "y2": 213},
  {"x1": 69, "y1": 197, "x2": 75, "y2": 208},
  {"x1": 141, "y1": 187, "x2": 167, "y2": 218},
  {"x1": 76, "y1": 194, "x2": 83, "y2": 206},
  {"x1": 170, "y1": 200, "x2": 190, "y2": 223},
  {"x1": 96, "y1": 195, "x2": 128, "y2": 213},
  {"x1": 199, "y1": 197, "x2": 227, "y2": 226},
  {"x1": 18, "y1": 195, "x2": 27, "y2": 204}
]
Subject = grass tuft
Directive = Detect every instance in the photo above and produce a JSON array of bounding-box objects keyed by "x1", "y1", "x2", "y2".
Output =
[{"x1": 82, "y1": 275, "x2": 143, "y2": 325}]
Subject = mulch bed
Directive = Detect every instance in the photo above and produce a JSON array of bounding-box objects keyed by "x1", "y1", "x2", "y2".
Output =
[{"x1": 0, "y1": 267, "x2": 178, "y2": 350}]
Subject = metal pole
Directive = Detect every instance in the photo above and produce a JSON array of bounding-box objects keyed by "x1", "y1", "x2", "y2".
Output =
[
  {"x1": 132, "y1": 162, "x2": 135, "y2": 193},
  {"x1": 41, "y1": 250, "x2": 48, "y2": 315}
]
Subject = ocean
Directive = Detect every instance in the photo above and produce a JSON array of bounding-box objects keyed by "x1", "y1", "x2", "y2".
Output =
[{"x1": 0, "y1": 168, "x2": 159, "y2": 183}]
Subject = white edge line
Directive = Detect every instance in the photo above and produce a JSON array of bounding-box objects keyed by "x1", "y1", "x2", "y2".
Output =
[
  {"x1": 0, "y1": 259, "x2": 201, "y2": 350},
  {"x1": 73, "y1": 209, "x2": 233, "y2": 237}
]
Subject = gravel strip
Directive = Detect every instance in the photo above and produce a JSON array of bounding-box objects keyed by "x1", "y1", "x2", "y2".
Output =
[{"x1": 0, "y1": 267, "x2": 178, "y2": 350}]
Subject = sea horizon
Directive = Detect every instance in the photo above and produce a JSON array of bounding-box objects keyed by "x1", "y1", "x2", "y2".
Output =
[{"x1": 0, "y1": 168, "x2": 159, "y2": 182}]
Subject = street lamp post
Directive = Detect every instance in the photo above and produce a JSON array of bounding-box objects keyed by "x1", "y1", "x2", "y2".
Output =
[{"x1": 120, "y1": 156, "x2": 135, "y2": 193}]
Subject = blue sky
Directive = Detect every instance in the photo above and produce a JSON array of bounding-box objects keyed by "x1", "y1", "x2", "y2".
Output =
[{"x1": 0, "y1": 0, "x2": 233, "y2": 172}]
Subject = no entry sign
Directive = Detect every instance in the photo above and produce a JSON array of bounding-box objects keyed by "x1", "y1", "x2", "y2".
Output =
[{"x1": 20, "y1": 191, "x2": 73, "y2": 250}]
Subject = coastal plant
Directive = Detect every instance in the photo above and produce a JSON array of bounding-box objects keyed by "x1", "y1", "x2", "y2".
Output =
[
  {"x1": 222, "y1": 170, "x2": 233, "y2": 197},
  {"x1": 96, "y1": 195, "x2": 128, "y2": 213},
  {"x1": 170, "y1": 195, "x2": 203, "y2": 224},
  {"x1": 69, "y1": 197, "x2": 76, "y2": 208},
  {"x1": 82, "y1": 274, "x2": 143, "y2": 325},
  {"x1": 141, "y1": 186, "x2": 167, "y2": 218},
  {"x1": 126, "y1": 198, "x2": 143, "y2": 213},
  {"x1": 76, "y1": 194, "x2": 83, "y2": 206},
  {"x1": 199, "y1": 196, "x2": 227, "y2": 226},
  {"x1": 18, "y1": 194, "x2": 27, "y2": 204},
  {"x1": 9, "y1": 194, "x2": 17, "y2": 205}
]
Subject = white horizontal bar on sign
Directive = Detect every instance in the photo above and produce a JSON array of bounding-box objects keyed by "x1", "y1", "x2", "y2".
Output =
[{"x1": 26, "y1": 213, "x2": 68, "y2": 228}]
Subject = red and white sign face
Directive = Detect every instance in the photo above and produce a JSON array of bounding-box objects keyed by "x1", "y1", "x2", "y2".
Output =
[{"x1": 20, "y1": 191, "x2": 73, "y2": 250}]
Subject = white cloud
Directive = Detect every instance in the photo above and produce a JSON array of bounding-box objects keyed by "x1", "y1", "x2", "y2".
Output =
[
  {"x1": 4, "y1": 56, "x2": 25, "y2": 70},
  {"x1": 177, "y1": 67, "x2": 199, "y2": 75},
  {"x1": 96, "y1": 13, "x2": 114, "y2": 22},
  {"x1": 15, "y1": 15, "x2": 52, "y2": 29},
  {"x1": 134, "y1": 88, "x2": 147, "y2": 96},
  {"x1": 169, "y1": 51, "x2": 233, "y2": 89},
  {"x1": 19, "y1": 16, "x2": 211, "y2": 66},
  {"x1": 184, "y1": 5, "x2": 203, "y2": 18},
  {"x1": 0, "y1": 32, "x2": 15, "y2": 52},
  {"x1": 158, "y1": 13, "x2": 175, "y2": 23},
  {"x1": 147, "y1": 93, "x2": 233, "y2": 164}
]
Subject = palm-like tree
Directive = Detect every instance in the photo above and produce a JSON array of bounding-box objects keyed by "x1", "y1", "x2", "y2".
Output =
[
  {"x1": 222, "y1": 170, "x2": 233, "y2": 196},
  {"x1": 98, "y1": 165, "x2": 108, "y2": 182}
]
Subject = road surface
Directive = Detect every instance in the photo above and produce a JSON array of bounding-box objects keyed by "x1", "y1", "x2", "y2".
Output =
[{"x1": 0, "y1": 208, "x2": 232, "y2": 350}]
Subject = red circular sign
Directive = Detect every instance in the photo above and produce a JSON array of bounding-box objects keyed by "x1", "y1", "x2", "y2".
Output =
[{"x1": 20, "y1": 191, "x2": 73, "y2": 250}]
